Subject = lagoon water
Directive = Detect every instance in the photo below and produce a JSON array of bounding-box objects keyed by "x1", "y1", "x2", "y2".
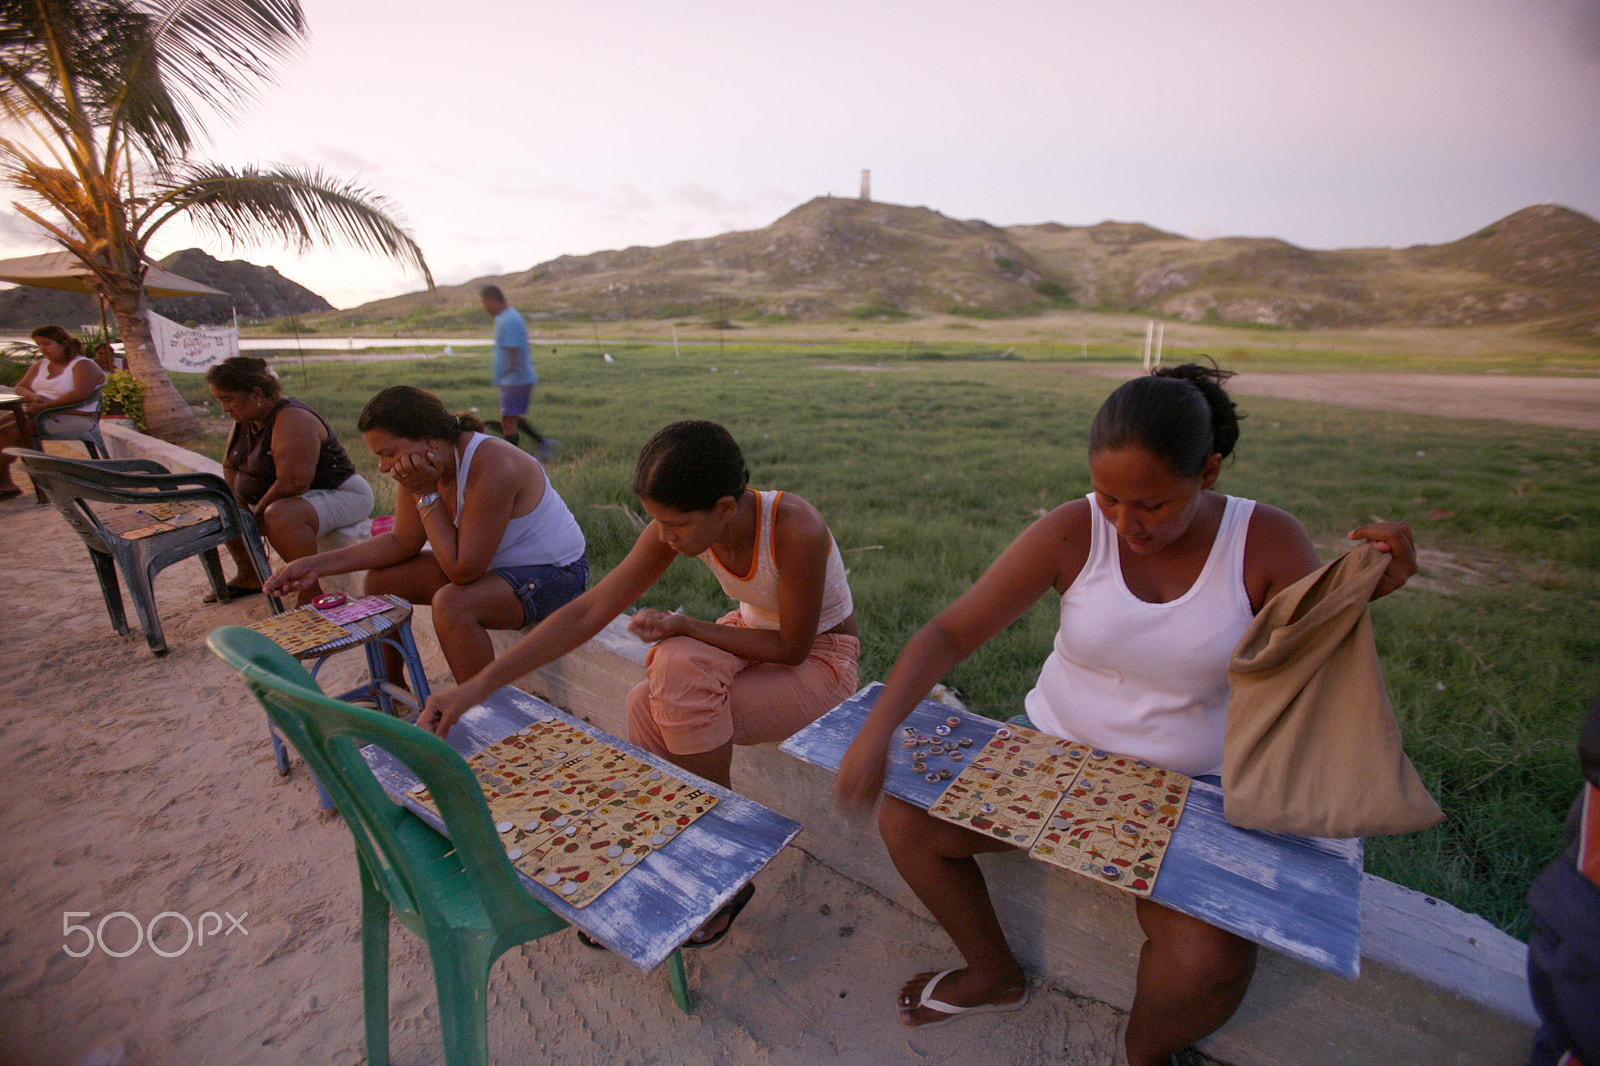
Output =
[{"x1": 240, "y1": 336, "x2": 486, "y2": 350}]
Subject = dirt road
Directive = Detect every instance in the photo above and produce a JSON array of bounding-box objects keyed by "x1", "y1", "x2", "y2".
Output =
[{"x1": 1060, "y1": 367, "x2": 1600, "y2": 431}]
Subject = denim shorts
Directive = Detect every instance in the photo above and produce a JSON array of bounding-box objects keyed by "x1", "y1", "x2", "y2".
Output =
[{"x1": 493, "y1": 556, "x2": 588, "y2": 627}]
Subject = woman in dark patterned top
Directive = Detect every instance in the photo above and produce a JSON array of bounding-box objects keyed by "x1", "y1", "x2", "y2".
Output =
[{"x1": 207, "y1": 356, "x2": 373, "y2": 605}]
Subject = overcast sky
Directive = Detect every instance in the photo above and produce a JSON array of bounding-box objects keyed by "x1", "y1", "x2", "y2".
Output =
[{"x1": 6, "y1": 0, "x2": 1600, "y2": 309}]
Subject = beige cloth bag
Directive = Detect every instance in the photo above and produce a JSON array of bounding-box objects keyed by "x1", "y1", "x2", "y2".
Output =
[{"x1": 1224, "y1": 543, "x2": 1443, "y2": 837}]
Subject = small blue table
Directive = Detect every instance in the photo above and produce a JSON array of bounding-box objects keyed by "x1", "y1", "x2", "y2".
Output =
[
  {"x1": 297, "y1": 594, "x2": 432, "y2": 719},
  {"x1": 781, "y1": 683, "x2": 1365, "y2": 980},
  {"x1": 269, "y1": 594, "x2": 432, "y2": 810},
  {"x1": 364, "y1": 685, "x2": 802, "y2": 972}
]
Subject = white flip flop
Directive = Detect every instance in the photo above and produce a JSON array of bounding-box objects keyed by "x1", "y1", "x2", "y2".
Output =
[{"x1": 902, "y1": 968, "x2": 1031, "y2": 1029}]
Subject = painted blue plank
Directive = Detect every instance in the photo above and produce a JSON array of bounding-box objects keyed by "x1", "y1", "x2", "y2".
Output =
[
  {"x1": 364, "y1": 686, "x2": 801, "y2": 973},
  {"x1": 780, "y1": 683, "x2": 1363, "y2": 980}
]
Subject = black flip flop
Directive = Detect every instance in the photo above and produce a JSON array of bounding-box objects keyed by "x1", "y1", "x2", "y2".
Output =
[
  {"x1": 681, "y1": 882, "x2": 756, "y2": 950},
  {"x1": 203, "y1": 583, "x2": 264, "y2": 604}
]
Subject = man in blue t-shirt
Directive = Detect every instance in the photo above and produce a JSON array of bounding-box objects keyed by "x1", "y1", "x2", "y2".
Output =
[{"x1": 481, "y1": 284, "x2": 557, "y2": 459}]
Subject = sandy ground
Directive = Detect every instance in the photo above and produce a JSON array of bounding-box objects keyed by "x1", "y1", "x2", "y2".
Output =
[{"x1": 0, "y1": 486, "x2": 1133, "y2": 1066}]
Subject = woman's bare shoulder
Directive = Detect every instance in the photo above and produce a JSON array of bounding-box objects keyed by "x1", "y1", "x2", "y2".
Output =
[
  {"x1": 467, "y1": 434, "x2": 546, "y2": 492},
  {"x1": 772, "y1": 489, "x2": 831, "y2": 539},
  {"x1": 1028, "y1": 496, "x2": 1093, "y2": 546},
  {"x1": 272, "y1": 402, "x2": 326, "y2": 438},
  {"x1": 977, "y1": 496, "x2": 1093, "y2": 594},
  {"x1": 1038, "y1": 497, "x2": 1094, "y2": 587},
  {"x1": 1243, "y1": 501, "x2": 1321, "y2": 606},
  {"x1": 1244, "y1": 501, "x2": 1315, "y2": 551}
]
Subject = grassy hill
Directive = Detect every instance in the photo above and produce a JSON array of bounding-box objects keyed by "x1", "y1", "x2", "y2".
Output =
[{"x1": 311, "y1": 199, "x2": 1600, "y2": 346}]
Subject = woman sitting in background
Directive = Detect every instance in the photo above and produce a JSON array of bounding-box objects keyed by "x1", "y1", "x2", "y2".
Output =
[
  {"x1": 266, "y1": 385, "x2": 588, "y2": 683},
  {"x1": 207, "y1": 356, "x2": 374, "y2": 605},
  {"x1": 0, "y1": 325, "x2": 106, "y2": 499}
]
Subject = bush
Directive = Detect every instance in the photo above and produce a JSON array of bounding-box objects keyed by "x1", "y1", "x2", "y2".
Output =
[
  {"x1": 0, "y1": 344, "x2": 35, "y2": 387},
  {"x1": 102, "y1": 370, "x2": 147, "y2": 430},
  {"x1": 1034, "y1": 280, "x2": 1075, "y2": 306}
]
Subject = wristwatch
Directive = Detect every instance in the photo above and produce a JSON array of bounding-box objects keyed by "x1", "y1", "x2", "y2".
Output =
[{"x1": 415, "y1": 491, "x2": 441, "y2": 509}]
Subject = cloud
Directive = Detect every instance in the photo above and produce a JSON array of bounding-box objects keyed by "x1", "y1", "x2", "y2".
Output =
[
  {"x1": 0, "y1": 213, "x2": 51, "y2": 250},
  {"x1": 303, "y1": 146, "x2": 390, "y2": 177},
  {"x1": 1566, "y1": 0, "x2": 1600, "y2": 62},
  {"x1": 435, "y1": 260, "x2": 505, "y2": 287},
  {"x1": 668, "y1": 183, "x2": 742, "y2": 213}
]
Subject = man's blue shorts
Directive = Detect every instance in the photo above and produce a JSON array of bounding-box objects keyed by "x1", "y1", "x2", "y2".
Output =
[{"x1": 498, "y1": 383, "x2": 533, "y2": 417}]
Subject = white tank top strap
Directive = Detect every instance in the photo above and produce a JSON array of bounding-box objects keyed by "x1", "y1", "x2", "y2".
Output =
[
  {"x1": 452, "y1": 432, "x2": 586, "y2": 569},
  {"x1": 453, "y1": 431, "x2": 486, "y2": 513}
]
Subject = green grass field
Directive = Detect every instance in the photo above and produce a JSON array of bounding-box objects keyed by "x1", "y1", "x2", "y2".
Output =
[{"x1": 174, "y1": 343, "x2": 1600, "y2": 939}]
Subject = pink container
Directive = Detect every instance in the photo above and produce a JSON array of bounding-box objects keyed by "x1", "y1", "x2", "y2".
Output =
[{"x1": 370, "y1": 515, "x2": 395, "y2": 535}]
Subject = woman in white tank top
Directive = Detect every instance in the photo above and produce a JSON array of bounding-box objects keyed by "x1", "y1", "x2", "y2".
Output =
[
  {"x1": 267, "y1": 386, "x2": 587, "y2": 685},
  {"x1": 835, "y1": 365, "x2": 1419, "y2": 1063},
  {"x1": 0, "y1": 325, "x2": 105, "y2": 498}
]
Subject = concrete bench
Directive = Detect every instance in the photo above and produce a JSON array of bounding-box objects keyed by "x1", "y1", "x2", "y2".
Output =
[{"x1": 506, "y1": 613, "x2": 1538, "y2": 1066}]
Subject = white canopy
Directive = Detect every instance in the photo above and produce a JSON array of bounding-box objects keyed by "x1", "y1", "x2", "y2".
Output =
[{"x1": 0, "y1": 250, "x2": 228, "y2": 298}]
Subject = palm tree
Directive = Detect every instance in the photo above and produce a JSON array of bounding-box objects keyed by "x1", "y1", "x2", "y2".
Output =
[{"x1": 0, "y1": 0, "x2": 432, "y2": 440}]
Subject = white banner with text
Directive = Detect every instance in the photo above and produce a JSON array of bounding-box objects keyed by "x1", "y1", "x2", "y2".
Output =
[{"x1": 150, "y1": 310, "x2": 239, "y2": 372}]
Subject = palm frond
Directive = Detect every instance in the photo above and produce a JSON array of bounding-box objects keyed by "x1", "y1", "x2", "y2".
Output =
[
  {"x1": 1, "y1": 139, "x2": 101, "y2": 239},
  {"x1": 144, "y1": 162, "x2": 434, "y2": 287},
  {"x1": 0, "y1": 0, "x2": 307, "y2": 168},
  {"x1": 142, "y1": 0, "x2": 305, "y2": 135},
  {"x1": 0, "y1": 1, "x2": 183, "y2": 163}
]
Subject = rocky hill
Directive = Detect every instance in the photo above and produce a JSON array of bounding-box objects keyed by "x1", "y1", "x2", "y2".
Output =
[
  {"x1": 1006, "y1": 202, "x2": 1600, "y2": 335},
  {"x1": 148, "y1": 248, "x2": 334, "y2": 324},
  {"x1": 331, "y1": 199, "x2": 1600, "y2": 342},
  {"x1": 0, "y1": 248, "x2": 332, "y2": 331}
]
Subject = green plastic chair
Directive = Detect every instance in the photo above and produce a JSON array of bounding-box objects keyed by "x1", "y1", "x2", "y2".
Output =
[{"x1": 206, "y1": 626, "x2": 691, "y2": 1066}]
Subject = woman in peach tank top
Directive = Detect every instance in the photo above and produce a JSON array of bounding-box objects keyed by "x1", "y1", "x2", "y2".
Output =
[{"x1": 422, "y1": 420, "x2": 859, "y2": 947}]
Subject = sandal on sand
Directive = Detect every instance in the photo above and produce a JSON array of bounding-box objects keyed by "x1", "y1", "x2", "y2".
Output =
[
  {"x1": 681, "y1": 882, "x2": 756, "y2": 949},
  {"x1": 900, "y1": 969, "x2": 1030, "y2": 1029},
  {"x1": 0, "y1": 485, "x2": 23, "y2": 500},
  {"x1": 577, "y1": 882, "x2": 757, "y2": 952},
  {"x1": 202, "y1": 583, "x2": 263, "y2": 605}
]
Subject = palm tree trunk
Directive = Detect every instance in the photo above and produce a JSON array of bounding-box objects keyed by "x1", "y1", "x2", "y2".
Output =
[{"x1": 101, "y1": 276, "x2": 200, "y2": 442}]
